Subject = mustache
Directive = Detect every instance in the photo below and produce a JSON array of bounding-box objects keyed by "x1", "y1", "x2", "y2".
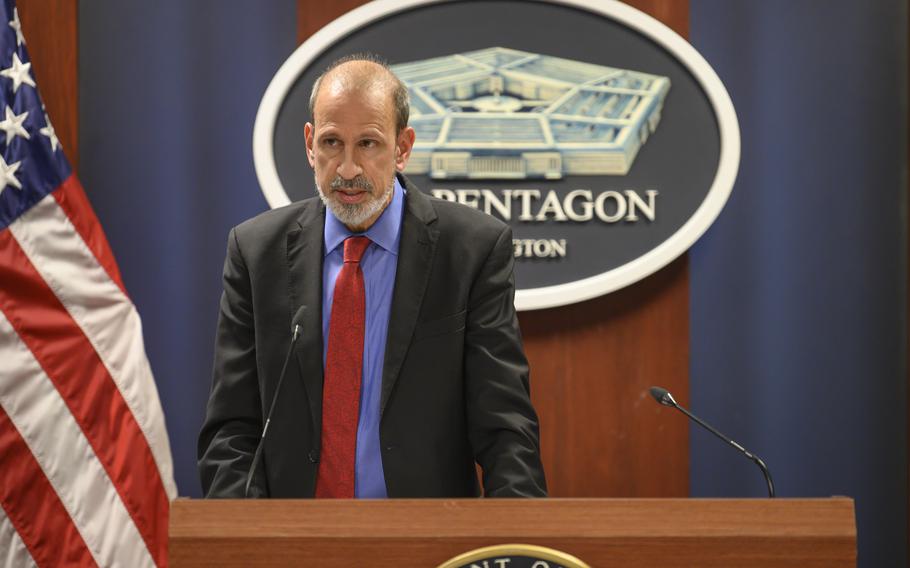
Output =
[{"x1": 330, "y1": 176, "x2": 373, "y2": 191}]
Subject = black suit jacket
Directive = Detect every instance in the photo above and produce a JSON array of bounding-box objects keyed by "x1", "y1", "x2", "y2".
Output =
[{"x1": 198, "y1": 175, "x2": 547, "y2": 498}]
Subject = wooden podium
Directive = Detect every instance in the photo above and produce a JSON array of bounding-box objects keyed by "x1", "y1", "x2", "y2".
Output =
[{"x1": 169, "y1": 498, "x2": 855, "y2": 567}]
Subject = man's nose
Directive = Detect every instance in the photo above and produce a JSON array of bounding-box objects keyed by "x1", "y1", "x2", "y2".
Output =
[{"x1": 336, "y1": 148, "x2": 362, "y2": 179}]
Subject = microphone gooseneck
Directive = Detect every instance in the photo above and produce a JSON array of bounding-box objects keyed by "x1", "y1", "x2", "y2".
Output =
[
  {"x1": 648, "y1": 386, "x2": 775, "y2": 498},
  {"x1": 244, "y1": 306, "x2": 307, "y2": 498}
]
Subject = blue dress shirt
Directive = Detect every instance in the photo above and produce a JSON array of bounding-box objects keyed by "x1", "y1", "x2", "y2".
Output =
[{"x1": 322, "y1": 178, "x2": 404, "y2": 498}]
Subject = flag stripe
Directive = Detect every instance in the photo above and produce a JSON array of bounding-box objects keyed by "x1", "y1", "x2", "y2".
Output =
[
  {"x1": 11, "y1": 194, "x2": 177, "y2": 500},
  {"x1": 0, "y1": 406, "x2": 97, "y2": 568},
  {"x1": 0, "y1": 230, "x2": 168, "y2": 567},
  {"x1": 0, "y1": 505, "x2": 38, "y2": 568},
  {"x1": 51, "y1": 174, "x2": 126, "y2": 295},
  {"x1": 0, "y1": 309, "x2": 156, "y2": 568}
]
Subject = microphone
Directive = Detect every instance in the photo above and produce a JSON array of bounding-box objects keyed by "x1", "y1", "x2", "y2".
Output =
[
  {"x1": 244, "y1": 306, "x2": 306, "y2": 498},
  {"x1": 649, "y1": 386, "x2": 775, "y2": 498}
]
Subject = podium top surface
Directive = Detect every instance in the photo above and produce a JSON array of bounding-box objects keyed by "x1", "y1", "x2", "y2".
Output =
[
  {"x1": 171, "y1": 497, "x2": 855, "y2": 539},
  {"x1": 169, "y1": 498, "x2": 856, "y2": 568}
]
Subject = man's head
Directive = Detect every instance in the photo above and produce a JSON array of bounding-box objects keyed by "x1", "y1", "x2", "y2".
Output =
[{"x1": 305, "y1": 54, "x2": 416, "y2": 232}]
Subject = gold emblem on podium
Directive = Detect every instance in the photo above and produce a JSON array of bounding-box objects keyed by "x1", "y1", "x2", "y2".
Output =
[{"x1": 437, "y1": 543, "x2": 590, "y2": 568}]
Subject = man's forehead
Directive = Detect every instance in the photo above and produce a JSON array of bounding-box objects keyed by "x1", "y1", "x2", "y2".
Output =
[
  {"x1": 314, "y1": 90, "x2": 392, "y2": 122},
  {"x1": 313, "y1": 84, "x2": 396, "y2": 129},
  {"x1": 319, "y1": 61, "x2": 395, "y2": 100},
  {"x1": 320, "y1": 81, "x2": 388, "y2": 105},
  {"x1": 317, "y1": 61, "x2": 396, "y2": 105}
]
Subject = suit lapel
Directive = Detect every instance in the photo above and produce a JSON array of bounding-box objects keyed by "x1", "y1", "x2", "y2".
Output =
[
  {"x1": 287, "y1": 199, "x2": 326, "y2": 431},
  {"x1": 381, "y1": 179, "x2": 438, "y2": 416}
]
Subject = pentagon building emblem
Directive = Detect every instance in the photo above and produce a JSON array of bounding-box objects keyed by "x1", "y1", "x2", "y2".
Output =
[{"x1": 394, "y1": 47, "x2": 671, "y2": 180}]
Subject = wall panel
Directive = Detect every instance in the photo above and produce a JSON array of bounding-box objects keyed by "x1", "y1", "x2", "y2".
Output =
[{"x1": 18, "y1": 0, "x2": 78, "y2": 169}]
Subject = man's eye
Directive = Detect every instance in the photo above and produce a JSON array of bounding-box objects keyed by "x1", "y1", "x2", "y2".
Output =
[
  {"x1": 360, "y1": 139, "x2": 377, "y2": 148},
  {"x1": 321, "y1": 138, "x2": 339, "y2": 147}
]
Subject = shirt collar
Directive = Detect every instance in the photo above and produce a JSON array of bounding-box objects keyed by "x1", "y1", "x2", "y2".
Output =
[{"x1": 324, "y1": 176, "x2": 405, "y2": 257}]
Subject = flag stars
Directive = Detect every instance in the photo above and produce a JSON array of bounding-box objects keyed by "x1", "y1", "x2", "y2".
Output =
[
  {"x1": 8, "y1": 8, "x2": 24, "y2": 47},
  {"x1": 0, "y1": 105, "x2": 28, "y2": 145},
  {"x1": 40, "y1": 113, "x2": 59, "y2": 152},
  {"x1": 0, "y1": 153, "x2": 22, "y2": 196},
  {"x1": 0, "y1": 53, "x2": 34, "y2": 93}
]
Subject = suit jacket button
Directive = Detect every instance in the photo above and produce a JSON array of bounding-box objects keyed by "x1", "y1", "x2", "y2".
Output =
[{"x1": 308, "y1": 450, "x2": 318, "y2": 463}]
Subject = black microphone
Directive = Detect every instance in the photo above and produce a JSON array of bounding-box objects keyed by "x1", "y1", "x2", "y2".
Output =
[
  {"x1": 649, "y1": 386, "x2": 775, "y2": 498},
  {"x1": 244, "y1": 306, "x2": 306, "y2": 498}
]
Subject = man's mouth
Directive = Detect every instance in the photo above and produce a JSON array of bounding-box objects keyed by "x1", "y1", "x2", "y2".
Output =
[{"x1": 334, "y1": 188, "x2": 368, "y2": 204}]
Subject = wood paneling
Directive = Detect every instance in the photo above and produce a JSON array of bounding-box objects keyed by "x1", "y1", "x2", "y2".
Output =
[
  {"x1": 521, "y1": 0, "x2": 691, "y2": 499},
  {"x1": 297, "y1": 0, "x2": 691, "y2": 498},
  {"x1": 170, "y1": 498, "x2": 857, "y2": 567},
  {"x1": 297, "y1": 0, "x2": 370, "y2": 46},
  {"x1": 625, "y1": 0, "x2": 689, "y2": 38},
  {"x1": 522, "y1": 258, "x2": 689, "y2": 496},
  {"x1": 18, "y1": 0, "x2": 78, "y2": 169}
]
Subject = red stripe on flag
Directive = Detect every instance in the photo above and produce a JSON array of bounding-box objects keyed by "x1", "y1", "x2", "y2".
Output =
[
  {"x1": 0, "y1": 405, "x2": 98, "y2": 568},
  {"x1": 0, "y1": 231, "x2": 168, "y2": 567},
  {"x1": 52, "y1": 174, "x2": 127, "y2": 296}
]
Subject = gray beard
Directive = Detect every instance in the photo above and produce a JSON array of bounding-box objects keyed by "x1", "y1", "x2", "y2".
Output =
[{"x1": 315, "y1": 174, "x2": 395, "y2": 229}]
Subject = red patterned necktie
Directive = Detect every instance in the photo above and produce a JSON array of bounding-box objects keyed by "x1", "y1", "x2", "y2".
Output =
[{"x1": 315, "y1": 236, "x2": 371, "y2": 498}]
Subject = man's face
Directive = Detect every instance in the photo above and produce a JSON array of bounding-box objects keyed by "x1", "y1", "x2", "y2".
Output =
[{"x1": 305, "y1": 83, "x2": 415, "y2": 232}]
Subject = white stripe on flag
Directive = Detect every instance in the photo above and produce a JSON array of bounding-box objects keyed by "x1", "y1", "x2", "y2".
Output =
[
  {"x1": 9, "y1": 195, "x2": 177, "y2": 499},
  {"x1": 0, "y1": 505, "x2": 37, "y2": 568},
  {"x1": 0, "y1": 310, "x2": 156, "y2": 568}
]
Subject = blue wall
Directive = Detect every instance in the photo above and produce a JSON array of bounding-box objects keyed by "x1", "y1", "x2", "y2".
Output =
[
  {"x1": 79, "y1": 0, "x2": 297, "y2": 499},
  {"x1": 690, "y1": 2, "x2": 907, "y2": 566},
  {"x1": 79, "y1": 2, "x2": 906, "y2": 566}
]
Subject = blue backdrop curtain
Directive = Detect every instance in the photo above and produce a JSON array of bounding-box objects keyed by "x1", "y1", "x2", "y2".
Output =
[
  {"x1": 690, "y1": 2, "x2": 907, "y2": 566},
  {"x1": 79, "y1": 0, "x2": 296, "y2": 499}
]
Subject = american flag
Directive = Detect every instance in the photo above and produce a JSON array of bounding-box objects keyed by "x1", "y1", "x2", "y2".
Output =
[{"x1": 0, "y1": 1, "x2": 176, "y2": 566}]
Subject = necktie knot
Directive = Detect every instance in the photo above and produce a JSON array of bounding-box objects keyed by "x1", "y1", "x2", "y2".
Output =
[{"x1": 343, "y1": 236, "x2": 371, "y2": 263}]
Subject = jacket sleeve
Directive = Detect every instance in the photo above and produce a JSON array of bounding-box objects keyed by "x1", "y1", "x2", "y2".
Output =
[
  {"x1": 197, "y1": 227, "x2": 267, "y2": 498},
  {"x1": 464, "y1": 225, "x2": 548, "y2": 497}
]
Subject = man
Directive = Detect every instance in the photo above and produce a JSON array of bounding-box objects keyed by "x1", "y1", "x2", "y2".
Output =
[{"x1": 198, "y1": 55, "x2": 547, "y2": 498}]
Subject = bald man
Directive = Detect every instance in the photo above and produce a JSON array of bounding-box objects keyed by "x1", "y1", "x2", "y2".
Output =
[{"x1": 198, "y1": 55, "x2": 547, "y2": 498}]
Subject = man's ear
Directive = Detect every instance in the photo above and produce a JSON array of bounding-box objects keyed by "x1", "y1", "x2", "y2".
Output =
[
  {"x1": 395, "y1": 126, "x2": 416, "y2": 172},
  {"x1": 304, "y1": 122, "x2": 316, "y2": 167}
]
